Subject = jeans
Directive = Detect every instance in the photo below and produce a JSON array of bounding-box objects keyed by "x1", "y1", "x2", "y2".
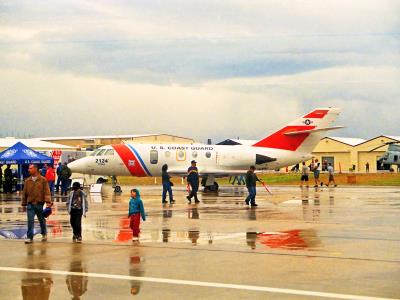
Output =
[
  {"x1": 70, "y1": 208, "x2": 83, "y2": 238},
  {"x1": 61, "y1": 179, "x2": 70, "y2": 194},
  {"x1": 162, "y1": 182, "x2": 173, "y2": 202},
  {"x1": 188, "y1": 183, "x2": 199, "y2": 201},
  {"x1": 27, "y1": 203, "x2": 47, "y2": 240},
  {"x1": 246, "y1": 186, "x2": 257, "y2": 204},
  {"x1": 55, "y1": 177, "x2": 61, "y2": 192},
  {"x1": 48, "y1": 181, "x2": 55, "y2": 196}
]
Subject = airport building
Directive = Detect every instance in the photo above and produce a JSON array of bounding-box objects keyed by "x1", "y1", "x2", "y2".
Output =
[
  {"x1": 0, "y1": 138, "x2": 75, "y2": 152},
  {"x1": 38, "y1": 134, "x2": 195, "y2": 149}
]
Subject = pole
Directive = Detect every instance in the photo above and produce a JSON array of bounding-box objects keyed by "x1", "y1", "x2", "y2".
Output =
[{"x1": 261, "y1": 182, "x2": 272, "y2": 195}]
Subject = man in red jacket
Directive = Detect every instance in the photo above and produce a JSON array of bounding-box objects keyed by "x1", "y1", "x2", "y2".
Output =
[{"x1": 45, "y1": 164, "x2": 56, "y2": 196}]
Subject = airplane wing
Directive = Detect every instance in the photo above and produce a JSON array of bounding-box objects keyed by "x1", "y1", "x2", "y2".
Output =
[
  {"x1": 168, "y1": 169, "x2": 248, "y2": 178},
  {"x1": 284, "y1": 126, "x2": 344, "y2": 136}
]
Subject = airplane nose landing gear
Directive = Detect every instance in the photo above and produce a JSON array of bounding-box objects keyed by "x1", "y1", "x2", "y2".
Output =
[{"x1": 111, "y1": 176, "x2": 122, "y2": 193}]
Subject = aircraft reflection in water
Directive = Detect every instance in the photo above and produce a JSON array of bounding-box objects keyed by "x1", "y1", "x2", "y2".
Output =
[{"x1": 246, "y1": 229, "x2": 321, "y2": 251}]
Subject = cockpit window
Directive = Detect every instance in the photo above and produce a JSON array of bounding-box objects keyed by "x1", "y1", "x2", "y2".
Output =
[
  {"x1": 105, "y1": 149, "x2": 114, "y2": 156},
  {"x1": 90, "y1": 149, "x2": 100, "y2": 156},
  {"x1": 96, "y1": 149, "x2": 107, "y2": 156}
]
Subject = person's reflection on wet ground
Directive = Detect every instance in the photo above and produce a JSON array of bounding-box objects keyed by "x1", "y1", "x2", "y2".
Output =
[
  {"x1": 313, "y1": 190, "x2": 321, "y2": 221},
  {"x1": 329, "y1": 189, "x2": 335, "y2": 215},
  {"x1": 162, "y1": 206, "x2": 173, "y2": 219},
  {"x1": 301, "y1": 188, "x2": 309, "y2": 203},
  {"x1": 246, "y1": 232, "x2": 257, "y2": 250},
  {"x1": 188, "y1": 207, "x2": 199, "y2": 219},
  {"x1": 66, "y1": 244, "x2": 88, "y2": 300},
  {"x1": 188, "y1": 230, "x2": 200, "y2": 245},
  {"x1": 162, "y1": 228, "x2": 170, "y2": 243},
  {"x1": 129, "y1": 251, "x2": 144, "y2": 296},
  {"x1": 301, "y1": 188, "x2": 310, "y2": 221},
  {"x1": 247, "y1": 207, "x2": 257, "y2": 220},
  {"x1": 21, "y1": 244, "x2": 53, "y2": 300},
  {"x1": 207, "y1": 232, "x2": 213, "y2": 244}
]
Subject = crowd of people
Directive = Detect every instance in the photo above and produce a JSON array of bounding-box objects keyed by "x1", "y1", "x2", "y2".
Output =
[
  {"x1": 300, "y1": 158, "x2": 337, "y2": 188},
  {"x1": 19, "y1": 157, "x2": 339, "y2": 244}
]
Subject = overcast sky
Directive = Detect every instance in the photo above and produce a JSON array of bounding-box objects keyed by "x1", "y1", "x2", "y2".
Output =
[{"x1": 1, "y1": 0, "x2": 399, "y2": 143}]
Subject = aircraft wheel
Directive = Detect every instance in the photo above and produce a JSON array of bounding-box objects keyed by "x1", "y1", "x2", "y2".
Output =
[
  {"x1": 96, "y1": 177, "x2": 107, "y2": 184},
  {"x1": 114, "y1": 185, "x2": 122, "y2": 193}
]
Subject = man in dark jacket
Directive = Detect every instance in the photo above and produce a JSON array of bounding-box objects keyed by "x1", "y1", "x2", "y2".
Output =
[
  {"x1": 161, "y1": 164, "x2": 175, "y2": 204},
  {"x1": 187, "y1": 160, "x2": 200, "y2": 203},
  {"x1": 4, "y1": 164, "x2": 13, "y2": 193},
  {"x1": 55, "y1": 162, "x2": 62, "y2": 193},
  {"x1": 245, "y1": 166, "x2": 261, "y2": 207},
  {"x1": 60, "y1": 163, "x2": 72, "y2": 196},
  {"x1": 21, "y1": 164, "x2": 52, "y2": 244},
  {"x1": 0, "y1": 164, "x2": 2, "y2": 192}
]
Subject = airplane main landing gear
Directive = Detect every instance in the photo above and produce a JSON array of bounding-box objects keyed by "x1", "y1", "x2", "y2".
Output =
[{"x1": 202, "y1": 175, "x2": 219, "y2": 192}]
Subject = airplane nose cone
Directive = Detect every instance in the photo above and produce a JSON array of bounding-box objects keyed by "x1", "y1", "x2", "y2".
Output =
[{"x1": 68, "y1": 159, "x2": 84, "y2": 173}]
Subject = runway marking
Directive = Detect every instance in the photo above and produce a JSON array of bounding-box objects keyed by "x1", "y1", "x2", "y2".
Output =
[{"x1": 0, "y1": 266, "x2": 397, "y2": 300}]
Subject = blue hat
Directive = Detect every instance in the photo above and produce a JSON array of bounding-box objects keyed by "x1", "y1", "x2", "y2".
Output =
[{"x1": 43, "y1": 207, "x2": 52, "y2": 218}]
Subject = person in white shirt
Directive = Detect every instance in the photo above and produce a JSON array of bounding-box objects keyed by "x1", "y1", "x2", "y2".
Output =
[
  {"x1": 313, "y1": 159, "x2": 321, "y2": 187},
  {"x1": 326, "y1": 163, "x2": 337, "y2": 187},
  {"x1": 300, "y1": 162, "x2": 309, "y2": 188}
]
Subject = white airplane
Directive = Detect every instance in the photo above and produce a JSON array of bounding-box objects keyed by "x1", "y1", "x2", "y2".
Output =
[{"x1": 68, "y1": 107, "x2": 343, "y2": 191}]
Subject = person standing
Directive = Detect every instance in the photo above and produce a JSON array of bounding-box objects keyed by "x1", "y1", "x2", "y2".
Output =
[
  {"x1": 326, "y1": 163, "x2": 338, "y2": 187},
  {"x1": 161, "y1": 164, "x2": 175, "y2": 204},
  {"x1": 45, "y1": 164, "x2": 56, "y2": 196},
  {"x1": 186, "y1": 160, "x2": 200, "y2": 204},
  {"x1": 245, "y1": 166, "x2": 261, "y2": 207},
  {"x1": 128, "y1": 189, "x2": 146, "y2": 242},
  {"x1": 300, "y1": 162, "x2": 309, "y2": 188},
  {"x1": 0, "y1": 164, "x2": 3, "y2": 193},
  {"x1": 60, "y1": 162, "x2": 72, "y2": 196},
  {"x1": 55, "y1": 162, "x2": 62, "y2": 193},
  {"x1": 66, "y1": 182, "x2": 88, "y2": 243},
  {"x1": 4, "y1": 164, "x2": 13, "y2": 193},
  {"x1": 313, "y1": 159, "x2": 321, "y2": 188},
  {"x1": 21, "y1": 164, "x2": 52, "y2": 244}
]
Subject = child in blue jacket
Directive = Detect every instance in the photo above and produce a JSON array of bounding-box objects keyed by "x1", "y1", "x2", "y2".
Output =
[{"x1": 128, "y1": 189, "x2": 146, "y2": 242}]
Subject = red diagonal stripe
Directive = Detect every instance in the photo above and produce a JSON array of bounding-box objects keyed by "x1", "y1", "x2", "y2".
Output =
[{"x1": 112, "y1": 144, "x2": 147, "y2": 177}]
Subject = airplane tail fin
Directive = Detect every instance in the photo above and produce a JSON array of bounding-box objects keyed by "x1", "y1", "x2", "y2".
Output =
[{"x1": 252, "y1": 108, "x2": 342, "y2": 153}]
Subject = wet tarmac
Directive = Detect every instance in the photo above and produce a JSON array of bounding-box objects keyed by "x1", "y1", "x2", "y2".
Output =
[{"x1": 0, "y1": 185, "x2": 399, "y2": 299}]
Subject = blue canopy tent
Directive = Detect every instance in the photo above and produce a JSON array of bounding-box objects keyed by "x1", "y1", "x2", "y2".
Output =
[{"x1": 0, "y1": 142, "x2": 54, "y2": 191}]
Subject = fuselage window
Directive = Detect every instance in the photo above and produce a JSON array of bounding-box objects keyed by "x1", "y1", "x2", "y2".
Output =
[
  {"x1": 150, "y1": 150, "x2": 158, "y2": 164},
  {"x1": 165, "y1": 151, "x2": 171, "y2": 158},
  {"x1": 192, "y1": 151, "x2": 198, "y2": 158},
  {"x1": 105, "y1": 149, "x2": 114, "y2": 156},
  {"x1": 96, "y1": 149, "x2": 107, "y2": 156},
  {"x1": 178, "y1": 150, "x2": 185, "y2": 159},
  {"x1": 206, "y1": 151, "x2": 212, "y2": 158}
]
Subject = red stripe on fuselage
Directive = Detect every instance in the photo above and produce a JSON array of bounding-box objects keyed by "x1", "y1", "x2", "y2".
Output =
[
  {"x1": 303, "y1": 109, "x2": 329, "y2": 119},
  {"x1": 112, "y1": 144, "x2": 148, "y2": 177},
  {"x1": 253, "y1": 126, "x2": 316, "y2": 151}
]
